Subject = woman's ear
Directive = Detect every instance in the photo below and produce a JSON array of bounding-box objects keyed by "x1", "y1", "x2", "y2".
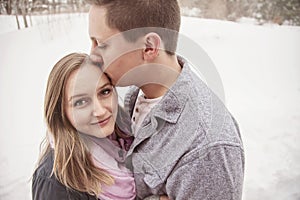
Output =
[{"x1": 142, "y1": 32, "x2": 161, "y2": 61}]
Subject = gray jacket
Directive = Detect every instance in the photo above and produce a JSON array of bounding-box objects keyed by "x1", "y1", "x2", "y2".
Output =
[{"x1": 124, "y1": 58, "x2": 245, "y2": 200}]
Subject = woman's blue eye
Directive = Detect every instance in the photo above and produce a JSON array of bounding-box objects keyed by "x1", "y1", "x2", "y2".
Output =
[
  {"x1": 73, "y1": 99, "x2": 88, "y2": 107},
  {"x1": 100, "y1": 88, "x2": 112, "y2": 96}
]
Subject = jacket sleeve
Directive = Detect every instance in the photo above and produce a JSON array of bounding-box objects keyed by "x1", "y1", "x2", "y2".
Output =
[
  {"x1": 165, "y1": 145, "x2": 245, "y2": 200},
  {"x1": 32, "y1": 174, "x2": 70, "y2": 200}
]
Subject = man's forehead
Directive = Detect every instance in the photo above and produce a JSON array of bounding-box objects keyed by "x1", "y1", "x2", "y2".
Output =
[
  {"x1": 89, "y1": 7, "x2": 121, "y2": 43},
  {"x1": 89, "y1": 4, "x2": 106, "y2": 18},
  {"x1": 89, "y1": 6, "x2": 107, "y2": 38},
  {"x1": 90, "y1": 29, "x2": 125, "y2": 45}
]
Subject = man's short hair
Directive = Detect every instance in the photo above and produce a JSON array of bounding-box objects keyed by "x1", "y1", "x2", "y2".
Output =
[{"x1": 86, "y1": 0, "x2": 181, "y2": 55}]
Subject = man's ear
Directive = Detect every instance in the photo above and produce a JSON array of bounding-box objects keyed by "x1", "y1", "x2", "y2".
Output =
[{"x1": 142, "y1": 32, "x2": 161, "y2": 61}]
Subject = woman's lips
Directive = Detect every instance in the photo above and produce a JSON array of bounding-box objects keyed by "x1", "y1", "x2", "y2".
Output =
[{"x1": 91, "y1": 116, "x2": 111, "y2": 127}]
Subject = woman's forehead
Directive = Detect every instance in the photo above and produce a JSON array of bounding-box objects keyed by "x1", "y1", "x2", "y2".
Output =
[{"x1": 66, "y1": 65, "x2": 109, "y2": 95}]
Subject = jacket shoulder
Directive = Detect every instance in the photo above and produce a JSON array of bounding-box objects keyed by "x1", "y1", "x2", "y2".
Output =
[
  {"x1": 32, "y1": 150, "x2": 96, "y2": 200},
  {"x1": 32, "y1": 150, "x2": 68, "y2": 199}
]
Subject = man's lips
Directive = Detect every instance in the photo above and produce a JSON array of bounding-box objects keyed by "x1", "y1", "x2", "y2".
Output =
[
  {"x1": 91, "y1": 116, "x2": 111, "y2": 127},
  {"x1": 90, "y1": 54, "x2": 103, "y2": 64}
]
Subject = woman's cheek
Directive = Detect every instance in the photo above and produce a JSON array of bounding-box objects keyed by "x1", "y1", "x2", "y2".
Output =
[{"x1": 70, "y1": 108, "x2": 91, "y2": 128}]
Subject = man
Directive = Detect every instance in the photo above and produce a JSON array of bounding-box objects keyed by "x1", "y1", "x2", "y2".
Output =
[{"x1": 87, "y1": 0, "x2": 244, "y2": 199}]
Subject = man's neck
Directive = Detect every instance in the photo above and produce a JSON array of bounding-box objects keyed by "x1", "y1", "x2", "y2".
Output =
[
  {"x1": 140, "y1": 84, "x2": 168, "y2": 99},
  {"x1": 139, "y1": 55, "x2": 182, "y2": 99}
]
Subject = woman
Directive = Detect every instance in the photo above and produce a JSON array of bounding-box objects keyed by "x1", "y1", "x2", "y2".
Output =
[{"x1": 32, "y1": 53, "x2": 136, "y2": 200}]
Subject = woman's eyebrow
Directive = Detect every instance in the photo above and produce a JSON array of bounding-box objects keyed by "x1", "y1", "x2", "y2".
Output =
[
  {"x1": 68, "y1": 94, "x2": 88, "y2": 102},
  {"x1": 98, "y1": 82, "x2": 111, "y2": 89},
  {"x1": 68, "y1": 82, "x2": 111, "y2": 102}
]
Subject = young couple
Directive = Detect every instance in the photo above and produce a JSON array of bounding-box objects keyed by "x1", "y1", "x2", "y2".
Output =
[{"x1": 32, "y1": 0, "x2": 245, "y2": 200}]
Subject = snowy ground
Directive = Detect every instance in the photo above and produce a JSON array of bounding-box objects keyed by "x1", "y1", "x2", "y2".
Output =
[{"x1": 0, "y1": 14, "x2": 299, "y2": 200}]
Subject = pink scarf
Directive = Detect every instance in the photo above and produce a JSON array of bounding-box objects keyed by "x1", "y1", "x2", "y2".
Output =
[
  {"x1": 48, "y1": 132, "x2": 136, "y2": 200},
  {"x1": 88, "y1": 134, "x2": 136, "y2": 200}
]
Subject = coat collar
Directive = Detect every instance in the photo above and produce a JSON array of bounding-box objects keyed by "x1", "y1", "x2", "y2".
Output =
[{"x1": 124, "y1": 56, "x2": 193, "y2": 124}]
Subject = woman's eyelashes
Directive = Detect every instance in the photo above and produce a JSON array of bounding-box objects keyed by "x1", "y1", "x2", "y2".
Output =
[
  {"x1": 98, "y1": 86, "x2": 113, "y2": 97},
  {"x1": 73, "y1": 98, "x2": 90, "y2": 107},
  {"x1": 72, "y1": 86, "x2": 113, "y2": 108}
]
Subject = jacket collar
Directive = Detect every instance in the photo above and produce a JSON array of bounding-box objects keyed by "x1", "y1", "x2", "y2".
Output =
[{"x1": 124, "y1": 56, "x2": 193, "y2": 124}]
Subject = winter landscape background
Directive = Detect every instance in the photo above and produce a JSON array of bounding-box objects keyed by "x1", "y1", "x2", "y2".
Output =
[{"x1": 0, "y1": 12, "x2": 300, "y2": 200}]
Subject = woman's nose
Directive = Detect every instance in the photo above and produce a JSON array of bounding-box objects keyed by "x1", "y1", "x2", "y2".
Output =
[{"x1": 92, "y1": 100, "x2": 106, "y2": 117}]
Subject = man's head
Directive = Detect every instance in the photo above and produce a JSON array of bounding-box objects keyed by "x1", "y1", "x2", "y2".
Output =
[{"x1": 88, "y1": 0, "x2": 181, "y2": 86}]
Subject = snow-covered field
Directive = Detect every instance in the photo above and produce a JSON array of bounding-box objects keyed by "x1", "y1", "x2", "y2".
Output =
[{"x1": 0, "y1": 14, "x2": 299, "y2": 200}]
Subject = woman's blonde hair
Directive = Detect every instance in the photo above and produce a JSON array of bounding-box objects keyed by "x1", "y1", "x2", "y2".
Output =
[{"x1": 39, "y1": 53, "x2": 114, "y2": 196}]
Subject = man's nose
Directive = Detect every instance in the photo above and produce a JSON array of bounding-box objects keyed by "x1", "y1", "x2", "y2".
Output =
[{"x1": 90, "y1": 47, "x2": 104, "y2": 70}]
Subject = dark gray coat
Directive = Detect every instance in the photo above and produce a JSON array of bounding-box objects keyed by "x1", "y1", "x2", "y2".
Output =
[{"x1": 32, "y1": 150, "x2": 97, "y2": 200}]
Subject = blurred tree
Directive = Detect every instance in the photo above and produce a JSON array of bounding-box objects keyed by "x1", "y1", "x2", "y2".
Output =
[
  {"x1": 0, "y1": 0, "x2": 90, "y2": 30},
  {"x1": 250, "y1": 0, "x2": 300, "y2": 25},
  {"x1": 1, "y1": 0, "x2": 299, "y2": 28},
  {"x1": 6, "y1": 0, "x2": 12, "y2": 14},
  {"x1": 178, "y1": 0, "x2": 300, "y2": 25}
]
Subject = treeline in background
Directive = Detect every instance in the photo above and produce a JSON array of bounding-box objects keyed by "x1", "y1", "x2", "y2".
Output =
[
  {"x1": 0, "y1": 0, "x2": 89, "y2": 29},
  {"x1": 0, "y1": 0, "x2": 299, "y2": 29},
  {"x1": 179, "y1": 0, "x2": 300, "y2": 25}
]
